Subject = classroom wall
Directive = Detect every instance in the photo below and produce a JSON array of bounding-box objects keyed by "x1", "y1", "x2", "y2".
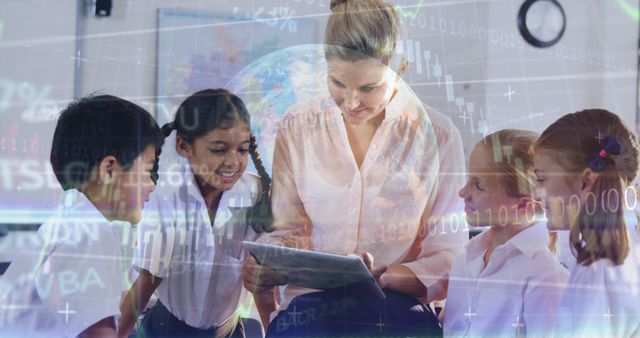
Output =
[
  {"x1": 78, "y1": 0, "x2": 328, "y2": 111},
  {"x1": 77, "y1": 0, "x2": 639, "y2": 153},
  {"x1": 0, "y1": 0, "x2": 638, "y2": 327},
  {"x1": 0, "y1": 0, "x2": 77, "y2": 223},
  {"x1": 483, "y1": 0, "x2": 638, "y2": 136},
  {"x1": 0, "y1": 0, "x2": 638, "y2": 225}
]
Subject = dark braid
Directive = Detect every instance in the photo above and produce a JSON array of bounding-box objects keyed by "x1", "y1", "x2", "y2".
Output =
[
  {"x1": 249, "y1": 135, "x2": 271, "y2": 195},
  {"x1": 247, "y1": 134, "x2": 274, "y2": 233},
  {"x1": 161, "y1": 122, "x2": 175, "y2": 138},
  {"x1": 151, "y1": 122, "x2": 177, "y2": 184},
  {"x1": 151, "y1": 146, "x2": 161, "y2": 185}
]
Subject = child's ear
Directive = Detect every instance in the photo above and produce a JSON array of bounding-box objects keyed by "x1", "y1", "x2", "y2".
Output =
[
  {"x1": 98, "y1": 156, "x2": 118, "y2": 185},
  {"x1": 175, "y1": 136, "x2": 193, "y2": 158},
  {"x1": 516, "y1": 196, "x2": 534, "y2": 211},
  {"x1": 579, "y1": 168, "x2": 600, "y2": 194}
]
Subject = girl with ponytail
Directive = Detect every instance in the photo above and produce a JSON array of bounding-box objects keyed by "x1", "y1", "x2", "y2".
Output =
[
  {"x1": 119, "y1": 88, "x2": 271, "y2": 338},
  {"x1": 533, "y1": 109, "x2": 640, "y2": 337}
]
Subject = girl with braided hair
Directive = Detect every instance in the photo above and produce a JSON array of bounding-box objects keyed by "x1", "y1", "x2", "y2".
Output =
[
  {"x1": 119, "y1": 88, "x2": 272, "y2": 338},
  {"x1": 533, "y1": 109, "x2": 640, "y2": 337}
]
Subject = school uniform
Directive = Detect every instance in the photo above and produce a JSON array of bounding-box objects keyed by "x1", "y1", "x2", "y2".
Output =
[
  {"x1": 133, "y1": 158, "x2": 261, "y2": 338},
  {"x1": 555, "y1": 230, "x2": 574, "y2": 272},
  {"x1": 262, "y1": 81, "x2": 467, "y2": 336},
  {"x1": 553, "y1": 217, "x2": 640, "y2": 337},
  {"x1": 443, "y1": 222, "x2": 569, "y2": 337},
  {"x1": 0, "y1": 189, "x2": 135, "y2": 338}
]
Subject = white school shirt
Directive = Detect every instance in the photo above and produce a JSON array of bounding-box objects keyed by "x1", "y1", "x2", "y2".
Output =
[
  {"x1": 260, "y1": 81, "x2": 468, "y2": 311},
  {"x1": 555, "y1": 230, "x2": 576, "y2": 272},
  {"x1": 0, "y1": 189, "x2": 134, "y2": 338},
  {"x1": 133, "y1": 160, "x2": 260, "y2": 329},
  {"x1": 553, "y1": 219, "x2": 640, "y2": 337},
  {"x1": 443, "y1": 222, "x2": 569, "y2": 337}
]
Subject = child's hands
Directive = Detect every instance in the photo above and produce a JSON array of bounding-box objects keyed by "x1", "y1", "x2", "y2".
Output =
[
  {"x1": 361, "y1": 252, "x2": 388, "y2": 288},
  {"x1": 242, "y1": 254, "x2": 287, "y2": 293}
]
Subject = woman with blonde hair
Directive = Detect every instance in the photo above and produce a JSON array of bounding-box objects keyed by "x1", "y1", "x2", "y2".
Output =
[{"x1": 242, "y1": 0, "x2": 467, "y2": 336}]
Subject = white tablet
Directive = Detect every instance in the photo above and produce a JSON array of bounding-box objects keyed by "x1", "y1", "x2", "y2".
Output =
[{"x1": 242, "y1": 241, "x2": 385, "y2": 299}]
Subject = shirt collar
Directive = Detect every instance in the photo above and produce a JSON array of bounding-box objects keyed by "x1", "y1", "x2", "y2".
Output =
[
  {"x1": 61, "y1": 188, "x2": 116, "y2": 225},
  {"x1": 180, "y1": 162, "x2": 256, "y2": 229},
  {"x1": 182, "y1": 161, "x2": 204, "y2": 203},
  {"x1": 212, "y1": 173, "x2": 256, "y2": 230},
  {"x1": 466, "y1": 222, "x2": 549, "y2": 259},
  {"x1": 57, "y1": 189, "x2": 130, "y2": 245},
  {"x1": 507, "y1": 222, "x2": 549, "y2": 258}
]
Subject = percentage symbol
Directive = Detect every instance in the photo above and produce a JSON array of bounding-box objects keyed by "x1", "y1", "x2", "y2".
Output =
[
  {"x1": 18, "y1": 83, "x2": 53, "y2": 121},
  {"x1": 279, "y1": 7, "x2": 297, "y2": 32},
  {"x1": 0, "y1": 79, "x2": 15, "y2": 114}
]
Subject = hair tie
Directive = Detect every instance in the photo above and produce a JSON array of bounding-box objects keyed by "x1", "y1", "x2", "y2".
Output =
[
  {"x1": 330, "y1": 0, "x2": 348, "y2": 10},
  {"x1": 249, "y1": 134, "x2": 257, "y2": 153},
  {"x1": 588, "y1": 136, "x2": 621, "y2": 172},
  {"x1": 161, "y1": 122, "x2": 176, "y2": 138}
]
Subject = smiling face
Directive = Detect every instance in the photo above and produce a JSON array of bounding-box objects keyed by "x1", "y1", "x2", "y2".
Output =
[
  {"x1": 327, "y1": 57, "x2": 398, "y2": 125},
  {"x1": 178, "y1": 123, "x2": 250, "y2": 192},
  {"x1": 533, "y1": 150, "x2": 583, "y2": 231},
  {"x1": 458, "y1": 144, "x2": 522, "y2": 227}
]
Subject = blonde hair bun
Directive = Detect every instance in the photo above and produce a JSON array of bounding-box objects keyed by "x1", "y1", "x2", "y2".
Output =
[
  {"x1": 325, "y1": 0, "x2": 399, "y2": 65},
  {"x1": 330, "y1": 0, "x2": 349, "y2": 10}
]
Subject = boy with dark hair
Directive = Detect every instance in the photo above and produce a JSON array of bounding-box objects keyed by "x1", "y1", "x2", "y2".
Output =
[{"x1": 0, "y1": 94, "x2": 163, "y2": 338}]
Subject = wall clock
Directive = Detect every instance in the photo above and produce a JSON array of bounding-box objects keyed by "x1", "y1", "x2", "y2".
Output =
[{"x1": 518, "y1": 0, "x2": 566, "y2": 48}]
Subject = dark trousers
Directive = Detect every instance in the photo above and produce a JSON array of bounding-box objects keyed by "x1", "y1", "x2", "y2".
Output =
[
  {"x1": 138, "y1": 301, "x2": 246, "y2": 338},
  {"x1": 267, "y1": 287, "x2": 442, "y2": 338}
]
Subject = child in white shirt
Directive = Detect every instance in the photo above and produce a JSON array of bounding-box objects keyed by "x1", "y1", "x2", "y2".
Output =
[
  {"x1": 533, "y1": 109, "x2": 640, "y2": 337},
  {"x1": 0, "y1": 95, "x2": 163, "y2": 337},
  {"x1": 118, "y1": 89, "x2": 272, "y2": 338},
  {"x1": 444, "y1": 129, "x2": 569, "y2": 337}
]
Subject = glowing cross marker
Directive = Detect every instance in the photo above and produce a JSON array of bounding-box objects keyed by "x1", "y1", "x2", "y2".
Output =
[
  {"x1": 57, "y1": 302, "x2": 76, "y2": 323},
  {"x1": 504, "y1": 86, "x2": 516, "y2": 102},
  {"x1": 464, "y1": 305, "x2": 476, "y2": 321},
  {"x1": 69, "y1": 50, "x2": 87, "y2": 68},
  {"x1": 596, "y1": 130, "x2": 605, "y2": 142},
  {"x1": 604, "y1": 308, "x2": 614, "y2": 326},
  {"x1": 459, "y1": 110, "x2": 470, "y2": 125},
  {"x1": 290, "y1": 305, "x2": 300, "y2": 326},
  {"x1": 512, "y1": 315, "x2": 525, "y2": 335},
  {"x1": 376, "y1": 317, "x2": 385, "y2": 332}
]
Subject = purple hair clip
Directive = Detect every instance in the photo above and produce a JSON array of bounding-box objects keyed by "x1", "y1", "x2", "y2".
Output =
[{"x1": 588, "y1": 136, "x2": 621, "y2": 172}]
